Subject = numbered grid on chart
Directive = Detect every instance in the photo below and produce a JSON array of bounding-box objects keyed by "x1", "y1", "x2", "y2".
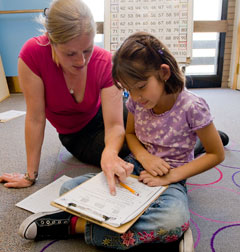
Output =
[{"x1": 109, "y1": 0, "x2": 190, "y2": 62}]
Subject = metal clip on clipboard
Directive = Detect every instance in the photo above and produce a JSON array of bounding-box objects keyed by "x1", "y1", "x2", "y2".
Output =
[{"x1": 66, "y1": 202, "x2": 110, "y2": 223}]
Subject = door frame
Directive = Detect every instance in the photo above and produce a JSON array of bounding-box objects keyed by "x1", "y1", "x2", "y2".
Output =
[{"x1": 186, "y1": 0, "x2": 228, "y2": 88}]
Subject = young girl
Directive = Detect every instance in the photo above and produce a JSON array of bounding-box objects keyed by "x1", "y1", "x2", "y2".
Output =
[
  {"x1": 112, "y1": 31, "x2": 225, "y2": 188},
  {"x1": 18, "y1": 32, "x2": 225, "y2": 250}
]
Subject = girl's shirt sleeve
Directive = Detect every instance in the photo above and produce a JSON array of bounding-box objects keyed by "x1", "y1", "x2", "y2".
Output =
[
  {"x1": 186, "y1": 96, "x2": 213, "y2": 131},
  {"x1": 125, "y1": 96, "x2": 136, "y2": 114}
]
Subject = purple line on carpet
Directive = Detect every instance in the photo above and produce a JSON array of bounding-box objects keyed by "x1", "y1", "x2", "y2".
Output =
[
  {"x1": 53, "y1": 150, "x2": 89, "y2": 180},
  {"x1": 232, "y1": 171, "x2": 240, "y2": 188},
  {"x1": 219, "y1": 163, "x2": 240, "y2": 169},
  {"x1": 40, "y1": 240, "x2": 59, "y2": 252},
  {"x1": 225, "y1": 148, "x2": 240, "y2": 152},
  {"x1": 190, "y1": 218, "x2": 201, "y2": 249},
  {"x1": 186, "y1": 167, "x2": 223, "y2": 186},
  {"x1": 210, "y1": 224, "x2": 240, "y2": 252},
  {"x1": 189, "y1": 185, "x2": 240, "y2": 223},
  {"x1": 53, "y1": 166, "x2": 75, "y2": 181}
]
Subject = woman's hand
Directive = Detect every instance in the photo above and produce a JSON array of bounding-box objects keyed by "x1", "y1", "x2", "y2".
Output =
[
  {"x1": 140, "y1": 153, "x2": 171, "y2": 176},
  {"x1": 101, "y1": 149, "x2": 134, "y2": 195},
  {"x1": 0, "y1": 173, "x2": 34, "y2": 188},
  {"x1": 139, "y1": 170, "x2": 172, "y2": 187}
]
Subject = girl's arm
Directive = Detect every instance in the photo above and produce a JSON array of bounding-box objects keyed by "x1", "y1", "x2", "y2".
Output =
[
  {"x1": 100, "y1": 86, "x2": 133, "y2": 195},
  {"x1": 170, "y1": 122, "x2": 225, "y2": 181},
  {"x1": 126, "y1": 112, "x2": 170, "y2": 176},
  {"x1": 139, "y1": 122, "x2": 225, "y2": 186},
  {"x1": 0, "y1": 59, "x2": 46, "y2": 188}
]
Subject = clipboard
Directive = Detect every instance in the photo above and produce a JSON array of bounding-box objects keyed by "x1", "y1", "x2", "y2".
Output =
[
  {"x1": 51, "y1": 173, "x2": 168, "y2": 234},
  {"x1": 51, "y1": 200, "x2": 147, "y2": 233}
]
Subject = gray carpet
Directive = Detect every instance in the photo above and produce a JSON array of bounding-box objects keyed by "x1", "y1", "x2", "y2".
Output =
[{"x1": 0, "y1": 88, "x2": 240, "y2": 252}]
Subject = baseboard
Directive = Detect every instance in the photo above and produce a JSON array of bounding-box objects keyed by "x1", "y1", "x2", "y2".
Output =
[{"x1": 6, "y1": 76, "x2": 22, "y2": 93}]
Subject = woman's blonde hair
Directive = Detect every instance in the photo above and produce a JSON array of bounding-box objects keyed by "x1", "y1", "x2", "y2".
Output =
[{"x1": 39, "y1": 0, "x2": 96, "y2": 65}]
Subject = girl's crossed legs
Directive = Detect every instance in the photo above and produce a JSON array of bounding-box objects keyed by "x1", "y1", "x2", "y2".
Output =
[{"x1": 60, "y1": 155, "x2": 190, "y2": 250}]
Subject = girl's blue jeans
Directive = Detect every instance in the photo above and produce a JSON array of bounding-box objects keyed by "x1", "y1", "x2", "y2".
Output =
[{"x1": 60, "y1": 155, "x2": 190, "y2": 250}]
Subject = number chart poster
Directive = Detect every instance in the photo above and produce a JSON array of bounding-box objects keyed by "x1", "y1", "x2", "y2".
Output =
[{"x1": 105, "y1": 0, "x2": 193, "y2": 63}]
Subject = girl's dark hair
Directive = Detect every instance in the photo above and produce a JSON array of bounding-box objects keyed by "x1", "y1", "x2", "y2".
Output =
[{"x1": 112, "y1": 32, "x2": 185, "y2": 94}]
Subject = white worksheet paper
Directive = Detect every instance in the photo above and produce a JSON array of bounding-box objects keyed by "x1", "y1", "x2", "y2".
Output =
[
  {"x1": 16, "y1": 175, "x2": 72, "y2": 213},
  {"x1": 0, "y1": 110, "x2": 26, "y2": 122},
  {"x1": 54, "y1": 172, "x2": 166, "y2": 227}
]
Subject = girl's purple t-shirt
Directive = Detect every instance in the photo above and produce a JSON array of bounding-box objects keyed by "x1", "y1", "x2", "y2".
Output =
[
  {"x1": 19, "y1": 35, "x2": 113, "y2": 134},
  {"x1": 126, "y1": 89, "x2": 213, "y2": 168}
]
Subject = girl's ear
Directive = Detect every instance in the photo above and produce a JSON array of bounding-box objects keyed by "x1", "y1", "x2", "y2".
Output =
[{"x1": 159, "y1": 64, "x2": 171, "y2": 82}]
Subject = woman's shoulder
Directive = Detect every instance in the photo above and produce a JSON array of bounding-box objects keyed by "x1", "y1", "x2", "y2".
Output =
[
  {"x1": 22, "y1": 35, "x2": 49, "y2": 49},
  {"x1": 19, "y1": 35, "x2": 50, "y2": 57},
  {"x1": 19, "y1": 35, "x2": 52, "y2": 77},
  {"x1": 91, "y1": 46, "x2": 112, "y2": 63}
]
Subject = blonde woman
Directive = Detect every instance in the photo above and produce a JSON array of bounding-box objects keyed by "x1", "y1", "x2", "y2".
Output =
[{"x1": 0, "y1": 0, "x2": 133, "y2": 194}]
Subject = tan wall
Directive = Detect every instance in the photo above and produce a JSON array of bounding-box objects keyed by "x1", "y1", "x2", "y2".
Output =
[
  {"x1": 5, "y1": 2, "x2": 237, "y2": 92},
  {"x1": 229, "y1": 0, "x2": 240, "y2": 89},
  {"x1": 222, "y1": 0, "x2": 236, "y2": 88}
]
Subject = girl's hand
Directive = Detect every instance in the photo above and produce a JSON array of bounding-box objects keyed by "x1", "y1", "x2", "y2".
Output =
[
  {"x1": 0, "y1": 173, "x2": 34, "y2": 188},
  {"x1": 140, "y1": 153, "x2": 170, "y2": 176},
  {"x1": 101, "y1": 149, "x2": 134, "y2": 195},
  {"x1": 139, "y1": 170, "x2": 172, "y2": 187}
]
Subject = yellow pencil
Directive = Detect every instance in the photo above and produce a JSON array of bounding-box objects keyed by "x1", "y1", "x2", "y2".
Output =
[{"x1": 119, "y1": 182, "x2": 139, "y2": 196}]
